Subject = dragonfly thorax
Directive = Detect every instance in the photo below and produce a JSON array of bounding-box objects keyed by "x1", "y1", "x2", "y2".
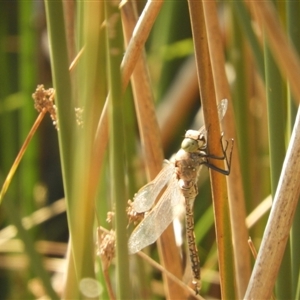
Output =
[{"x1": 175, "y1": 149, "x2": 204, "y2": 183}]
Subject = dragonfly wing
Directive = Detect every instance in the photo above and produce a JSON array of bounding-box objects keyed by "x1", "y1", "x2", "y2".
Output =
[
  {"x1": 217, "y1": 98, "x2": 228, "y2": 122},
  {"x1": 197, "y1": 99, "x2": 228, "y2": 136},
  {"x1": 128, "y1": 178, "x2": 183, "y2": 254},
  {"x1": 133, "y1": 162, "x2": 175, "y2": 213}
]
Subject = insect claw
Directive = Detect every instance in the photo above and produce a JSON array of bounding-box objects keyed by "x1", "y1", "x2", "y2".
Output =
[{"x1": 201, "y1": 135, "x2": 234, "y2": 175}]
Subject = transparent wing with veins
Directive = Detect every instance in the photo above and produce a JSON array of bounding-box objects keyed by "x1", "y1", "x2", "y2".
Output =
[
  {"x1": 128, "y1": 99, "x2": 229, "y2": 254},
  {"x1": 128, "y1": 176, "x2": 184, "y2": 254},
  {"x1": 198, "y1": 98, "x2": 228, "y2": 134},
  {"x1": 133, "y1": 162, "x2": 175, "y2": 213},
  {"x1": 217, "y1": 99, "x2": 228, "y2": 122}
]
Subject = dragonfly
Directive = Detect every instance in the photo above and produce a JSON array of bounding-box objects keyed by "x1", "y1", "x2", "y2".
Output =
[{"x1": 128, "y1": 99, "x2": 233, "y2": 294}]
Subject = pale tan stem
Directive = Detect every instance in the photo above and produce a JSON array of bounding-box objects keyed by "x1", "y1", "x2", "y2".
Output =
[{"x1": 0, "y1": 109, "x2": 47, "y2": 204}]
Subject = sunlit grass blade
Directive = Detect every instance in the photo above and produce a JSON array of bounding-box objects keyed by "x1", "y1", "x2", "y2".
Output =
[
  {"x1": 44, "y1": 1, "x2": 80, "y2": 298},
  {"x1": 105, "y1": 1, "x2": 130, "y2": 298}
]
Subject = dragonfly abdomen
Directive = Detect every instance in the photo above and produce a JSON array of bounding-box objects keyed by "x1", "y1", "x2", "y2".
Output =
[{"x1": 185, "y1": 199, "x2": 201, "y2": 293}]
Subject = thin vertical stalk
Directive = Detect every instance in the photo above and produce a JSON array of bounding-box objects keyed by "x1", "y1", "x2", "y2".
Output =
[
  {"x1": 93, "y1": 0, "x2": 165, "y2": 195},
  {"x1": 44, "y1": 5, "x2": 76, "y2": 299},
  {"x1": 66, "y1": 1, "x2": 106, "y2": 298},
  {"x1": 202, "y1": 1, "x2": 250, "y2": 297},
  {"x1": 121, "y1": 1, "x2": 186, "y2": 298},
  {"x1": 287, "y1": 2, "x2": 300, "y2": 298},
  {"x1": 264, "y1": 37, "x2": 290, "y2": 300},
  {"x1": 18, "y1": 0, "x2": 38, "y2": 214},
  {"x1": 231, "y1": 1, "x2": 265, "y2": 79},
  {"x1": 63, "y1": 244, "x2": 78, "y2": 300},
  {"x1": 0, "y1": 110, "x2": 46, "y2": 203},
  {"x1": 264, "y1": 40, "x2": 286, "y2": 205},
  {"x1": 105, "y1": 1, "x2": 131, "y2": 298},
  {"x1": 44, "y1": 0, "x2": 73, "y2": 199},
  {"x1": 244, "y1": 106, "x2": 300, "y2": 299},
  {"x1": 229, "y1": 11, "x2": 254, "y2": 212},
  {"x1": 121, "y1": 0, "x2": 164, "y2": 179},
  {"x1": 248, "y1": 1, "x2": 300, "y2": 105},
  {"x1": 121, "y1": 0, "x2": 164, "y2": 90},
  {"x1": 187, "y1": 1, "x2": 237, "y2": 298}
]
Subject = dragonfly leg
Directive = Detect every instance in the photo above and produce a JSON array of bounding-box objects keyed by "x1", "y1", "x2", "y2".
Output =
[{"x1": 202, "y1": 134, "x2": 234, "y2": 175}]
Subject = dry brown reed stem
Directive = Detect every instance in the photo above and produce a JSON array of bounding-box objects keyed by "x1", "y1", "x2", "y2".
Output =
[
  {"x1": 121, "y1": 1, "x2": 164, "y2": 178},
  {"x1": 91, "y1": 1, "x2": 185, "y2": 298},
  {"x1": 121, "y1": 0, "x2": 163, "y2": 90},
  {"x1": 187, "y1": 0, "x2": 237, "y2": 298},
  {"x1": 0, "y1": 110, "x2": 45, "y2": 203},
  {"x1": 92, "y1": 0, "x2": 163, "y2": 181},
  {"x1": 244, "y1": 107, "x2": 300, "y2": 299},
  {"x1": 247, "y1": 237, "x2": 276, "y2": 300},
  {"x1": 97, "y1": 228, "x2": 116, "y2": 300},
  {"x1": 69, "y1": 47, "x2": 85, "y2": 72},
  {"x1": 202, "y1": 1, "x2": 250, "y2": 297},
  {"x1": 90, "y1": 0, "x2": 163, "y2": 232},
  {"x1": 0, "y1": 84, "x2": 56, "y2": 203},
  {"x1": 247, "y1": 0, "x2": 300, "y2": 105},
  {"x1": 103, "y1": 268, "x2": 115, "y2": 300},
  {"x1": 247, "y1": 237, "x2": 258, "y2": 260},
  {"x1": 121, "y1": 1, "x2": 188, "y2": 298}
]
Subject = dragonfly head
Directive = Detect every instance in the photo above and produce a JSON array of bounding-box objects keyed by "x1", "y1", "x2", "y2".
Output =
[
  {"x1": 181, "y1": 130, "x2": 206, "y2": 152},
  {"x1": 181, "y1": 137, "x2": 198, "y2": 152}
]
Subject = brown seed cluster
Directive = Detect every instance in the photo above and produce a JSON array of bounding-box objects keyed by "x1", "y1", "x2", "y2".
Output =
[
  {"x1": 106, "y1": 211, "x2": 115, "y2": 223},
  {"x1": 126, "y1": 199, "x2": 145, "y2": 225},
  {"x1": 97, "y1": 228, "x2": 116, "y2": 271},
  {"x1": 32, "y1": 85, "x2": 58, "y2": 129}
]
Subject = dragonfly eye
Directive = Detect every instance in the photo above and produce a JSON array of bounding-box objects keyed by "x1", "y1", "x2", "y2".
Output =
[
  {"x1": 198, "y1": 134, "x2": 206, "y2": 149},
  {"x1": 185, "y1": 129, "x2": 199, "y2": 140},
  {"x1": 181, "y1": 138, "x2": 198, "y2": 152}
]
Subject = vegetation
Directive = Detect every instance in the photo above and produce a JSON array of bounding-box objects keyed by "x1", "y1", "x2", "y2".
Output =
[{"x1": 0, "y1": 1, "x2": 300, "y2": 299}]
